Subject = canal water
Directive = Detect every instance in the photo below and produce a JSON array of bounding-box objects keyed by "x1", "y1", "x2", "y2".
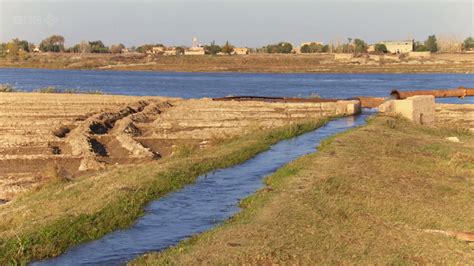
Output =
[
  {"x1": 0, "y1": 68, "x2": 473, "y2": 104},
  {"x1": 33, "y1": 112, "x2": 371, "y2": 265}
]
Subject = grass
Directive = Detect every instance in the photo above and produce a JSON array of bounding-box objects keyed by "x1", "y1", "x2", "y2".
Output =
[
  {"x1": 34, "y1": 86, "x2": 104, "y2": 94},
  {"x1": 0, "y1": 118, "x2": 329, "y2": 264},
  {"x1": 131, "y1": 116, "x2": 474, "y2": 265}
]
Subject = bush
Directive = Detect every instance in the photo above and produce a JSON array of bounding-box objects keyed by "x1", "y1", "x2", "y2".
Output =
[
  {"x1": 300, "y1": 43, "x2": 323, "y2": 53},
  {"x1": 265, "y1": 42, "x2": 293, "y2": 54},
  {"x1": 374, "y1": 44, "x2": 388, "y2": 53},
  {"x1": 34, "y1": 86, "x2": 104, "y2": 94},
  {"x1": 0, "y1": 84, "x2": 19, "y2": 92}
]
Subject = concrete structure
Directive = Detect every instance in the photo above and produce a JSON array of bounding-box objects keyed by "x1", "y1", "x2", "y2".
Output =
[
  {"x1": 379, "y1": 95, "x2": 435, "y2": 126},
  {"x1": 380, "y1": 40, "x2": 414, "y2": 54},
  {"x1": 408, "y1": 51, "x2": 431, "y2": 59}
]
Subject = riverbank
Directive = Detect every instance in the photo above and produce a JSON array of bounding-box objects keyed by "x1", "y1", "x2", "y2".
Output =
[
  {"x1": 1, "y1": 53, "x2": 474, "y2": 73},
  {"x1": 132, "y1": 115, "x2": 474, "y2": 264}
]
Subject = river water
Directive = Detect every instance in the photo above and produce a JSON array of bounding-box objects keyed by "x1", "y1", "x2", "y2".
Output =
[
  {"x1": 0, "y1": 68, "x2": 473, "y2": 104},
  {"x1": 33, "y1": 112, "x2": 371, "y2": 265}
]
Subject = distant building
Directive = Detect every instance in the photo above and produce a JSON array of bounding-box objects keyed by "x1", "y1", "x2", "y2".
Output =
[
  {"x1": 185, "y1": 47, "x2": 205, "y2": 55},
  {"x1": 380, "y1": 40, "x2": 414, "y2": 54},
  {"x1": 233, "y1": 47, "x2": 249, "y2": 55},
  {"x1": 163, "y1": 48, "x2": 178, "y2": 56},
  {"x1": 185, "y1": 37, "x2": 205, "y2": 55},
  {"x1": 33, "y1": 46, "x2": 41, "y2": 53},
  {"x1": 151, "y1": 46, "x2": 165, "y2": 54}
]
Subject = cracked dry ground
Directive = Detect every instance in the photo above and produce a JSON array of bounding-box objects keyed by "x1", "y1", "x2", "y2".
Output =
[{"x1": 0, "y1": 93, "x2": 355, "y2": 202}]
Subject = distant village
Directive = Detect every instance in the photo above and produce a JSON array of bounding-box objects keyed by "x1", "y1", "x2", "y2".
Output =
[{"x1": 1, "y1": 34, "x2": 474, "y2": 60}]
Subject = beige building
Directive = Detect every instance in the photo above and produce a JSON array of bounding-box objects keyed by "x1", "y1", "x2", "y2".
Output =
[
  {"x1": 380, "y1": 40, "x2": 414, "y2": 54},
  {"x1": 151, "y1": 46, "x2": 165, "y2": 54},
  {"x1": 233, "y1": 47, "x2": 249, "y2": 55},
  {"x1": 185, "y1": 47, "x2": 205, "y2": 55},
  {"x1": 164, "y1": 48, "x2": 178, "y2": 56}
]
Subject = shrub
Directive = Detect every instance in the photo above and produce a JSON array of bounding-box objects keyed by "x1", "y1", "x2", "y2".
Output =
[
  {"x1": 0, "y1": 84, "x2": 19, "y2": 92},
  {"x1": 374, "y1": 44, "x2": 388, "y2": 53}
]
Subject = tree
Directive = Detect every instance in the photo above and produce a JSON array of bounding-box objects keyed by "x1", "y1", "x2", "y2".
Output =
[
  {"x1": 374, "y1": 43, "x2": 388, "y2": 53},
  {"x1": 464, "y1": 37, "x2": 474, "y2": 50},
  {"x1": 110, "y1": 43, "x2": 125, "y2": 54},
  {"x1": 39, "y1": 35, "x2": 65, "y2": 52},
  {"x1": 204, "y1": 41, "x2": 221, "y2": 55},
  {"x1": 221, "y1": 41, "x2": 234, "y2": 55},
  {"x1": 413, "y1": 41, "x2": 429, "y2": 51},
  {"x1": 353, "y1": 38, "x2": 368, "y2": 53},
  {"x1": 424, "y1": 35, "x2": 438, "y2": 52},
  {"x1": 89, "y1": 40, "x2": 109, "y2": 53},
  {"x1": 6, "y1": 41, "x2": 19, "y2": 59},
  {"x1": 136, "y1": 43, "x2": 163, "y2": 53},
  {"x1": 300, "y1": 43, "x2": 324, "y2": 53},
  {"x1": 0, "y1": 43, "x2": 7, "y2": 57},
  {"x1": 265, "y1": 42, "x2": 293, "y2": 54},
  {"x1": 175, "y1": 46, "x2": 185, "y2": 56}
]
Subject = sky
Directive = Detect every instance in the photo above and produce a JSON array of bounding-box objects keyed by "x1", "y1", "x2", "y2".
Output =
[{"x1": 0, "y1": 0, "x2": 472, "y2": 47}]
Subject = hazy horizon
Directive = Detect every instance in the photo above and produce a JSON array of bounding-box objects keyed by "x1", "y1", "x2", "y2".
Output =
[{"x1": 0, "y1": 0, "x2": 473, "y2": 48}]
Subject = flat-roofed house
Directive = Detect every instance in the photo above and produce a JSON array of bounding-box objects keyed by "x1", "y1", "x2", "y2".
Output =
[
  {"x1": 380, "y1": 40, "x2": 414, "y2": 54},
  {"x1": 185, "y1": 47, "x2": 205, "y2": 55},
  {"x1": 233, "y1": 47, "x2": 249, "y2": 55}
]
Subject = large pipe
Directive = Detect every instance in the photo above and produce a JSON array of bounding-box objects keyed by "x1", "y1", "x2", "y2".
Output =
[
  {"x1": 391, "y1": 87, "x2": 474, "y2": 99},
  {"x1": 356, "y1": 97, "x2": 386, "y2": 108},
  {"x1": 212, "y1": 96, "x2": 339, "y2": 103}
]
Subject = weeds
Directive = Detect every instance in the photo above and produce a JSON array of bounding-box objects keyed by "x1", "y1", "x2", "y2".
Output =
[
  {"x1": 0, "y1": 84, "x2": 20, "y2": 92},
  {"x1": 34, "y1": 86, "x2": 104, "y2": 94}
]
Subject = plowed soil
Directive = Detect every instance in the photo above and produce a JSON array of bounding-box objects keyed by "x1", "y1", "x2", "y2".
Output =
[{"x1": 0, "y1": 93, "x2": 354, "y2": 201}]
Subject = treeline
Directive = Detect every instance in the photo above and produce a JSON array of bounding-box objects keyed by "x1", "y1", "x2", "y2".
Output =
[{"x1": 2, "y1": 34, "x2": 474, "y2": 59}]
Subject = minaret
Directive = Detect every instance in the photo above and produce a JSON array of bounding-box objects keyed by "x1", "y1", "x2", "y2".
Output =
[{"x1": 192, "y1": 37, "x2": 198, "y2": 49}]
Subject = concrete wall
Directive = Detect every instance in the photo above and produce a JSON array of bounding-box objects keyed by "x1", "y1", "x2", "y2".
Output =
[{"x1": 379, "y1": 96, "x2": 435, "y2": 125}]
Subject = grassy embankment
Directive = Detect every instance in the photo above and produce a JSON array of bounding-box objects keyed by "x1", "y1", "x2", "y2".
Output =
[
  {"x1": 1, "y1": 53, "x2": 474, "y2": 73},
  {"x1": 132, "y1": 116, "x2": 474, "y2": 265},
  {"x1": 0, "y1": 118, "x2": 329, "y2": 264}
]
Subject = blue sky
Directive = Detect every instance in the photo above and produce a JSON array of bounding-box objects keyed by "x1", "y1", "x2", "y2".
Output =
[{"x1": 0, "y1": 0, "x2": 472, "y2": 47}]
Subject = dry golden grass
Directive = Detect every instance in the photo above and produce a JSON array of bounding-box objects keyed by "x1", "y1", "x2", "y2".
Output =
[{"x1": 132, "y1": 116, "x2": 474, "y2": 265}]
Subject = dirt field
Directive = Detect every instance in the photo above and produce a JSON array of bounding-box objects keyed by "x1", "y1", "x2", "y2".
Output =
[
  {"x1": 1, "y1": 53, "x2": 474, "y2": 73},
  {"x1": 0, "y1": 93, "x2": 357, "y2": 201}
]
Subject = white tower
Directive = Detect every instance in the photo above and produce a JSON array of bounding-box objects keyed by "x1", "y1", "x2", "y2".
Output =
[{"x1": 192, "y1": 37, "x2": 198, "y2": 49}]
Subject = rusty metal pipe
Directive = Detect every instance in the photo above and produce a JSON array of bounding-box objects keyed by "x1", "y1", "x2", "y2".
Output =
[
  {"x1": 391, "y1": 87, "x2": 474, "y2": 99},
  {"x1": 212, "y1": 96, "x2": 339, "y2": 103}
]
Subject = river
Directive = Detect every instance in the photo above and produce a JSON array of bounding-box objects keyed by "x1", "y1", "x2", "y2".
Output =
[{"x1": 0, "y1": 68, "x2": 473, "y2": 104}]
